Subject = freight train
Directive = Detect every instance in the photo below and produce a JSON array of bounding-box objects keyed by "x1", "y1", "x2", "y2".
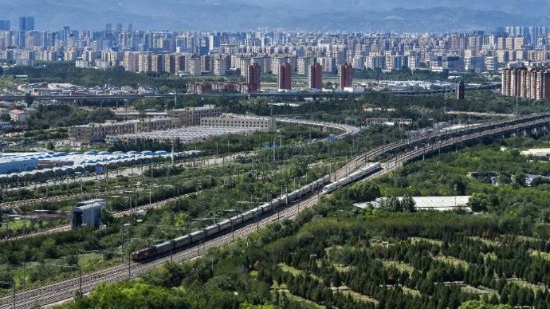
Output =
[{"x1": 131, "y1": 175, "x2": 331, "y2": 262}]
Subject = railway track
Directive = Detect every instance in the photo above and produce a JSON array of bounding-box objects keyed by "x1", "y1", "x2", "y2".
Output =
[
  {"x1": 1, "y1": 113, "x2": 550, "y2": 308},
  {"x1": 0, "y1": 191, "x2": 323, "y2": 308},
  {"x1": 0, "y1": 193, "x2": 197, "y2": 244}
]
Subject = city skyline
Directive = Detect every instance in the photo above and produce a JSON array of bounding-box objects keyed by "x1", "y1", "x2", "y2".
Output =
[{"x1": 3, "y1": 22, "x2": 550, "y2": 93}]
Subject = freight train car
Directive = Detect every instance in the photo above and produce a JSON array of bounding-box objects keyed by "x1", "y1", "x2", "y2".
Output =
[{"x1": 132, "y1": 175, "x2": 330, "y2": 262}]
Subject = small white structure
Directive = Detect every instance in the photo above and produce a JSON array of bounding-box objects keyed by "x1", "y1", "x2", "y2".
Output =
[
  {"x1": 521, "y1": 148, "x2": 550, "y2": 159},
  {"x1": 355, "y1": 196, "x2": 472, "y2": 212}
]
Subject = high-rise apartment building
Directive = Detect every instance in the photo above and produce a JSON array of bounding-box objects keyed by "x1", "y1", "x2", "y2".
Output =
[
  {"x1": 163, "y1": 54, "x2": 176, "y2": 74},
  {"x1": 338, "y1": 62, "x2": 353, "y2": 89},
  {"x1": 297, "y1": 57, "x2": 312, "y2": 75},
  {"x1": 0, "y1": 20, "x2": 10, "y2": 31},
  {"x1": 247, "y1": 62, "x2": 261, "y2": 93},
  {"x1": 201, "y1": 55, "x2": 213, "y2": 72},
  {"x1": 277, "y1": 63, "x2": 292, "y2": 90},
  {"x1": 17, "y1": 16, "x2": 34, "y2": 47},
  {"x1": 18, "y1": 16, "x2": 34, "y2": 31},
  {"x1": 187, "y1": 55, "x2": 201, "y2": 76},
  {"x1": 309, "y1": 63, "x2": 323, "y2": 89},
  {"x1": 514, "y1": 37, "x2": 527, "y2": 50},
  {"x1": 213, "y1": 55, "x2": 230, "y2": 76},
  {"x1": 502, "y1": 66, "x2": 550, "y2": 101}
]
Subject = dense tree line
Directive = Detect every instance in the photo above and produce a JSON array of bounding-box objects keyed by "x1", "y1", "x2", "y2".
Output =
[
  {"x1": 59, "y1": 208, "x2": 550, "y2": 309},
  {"x1": 27, "y1": 104, "x2": 117, "y2": 130},
  {"x1": 6, "y1": 62, "x2": 186, "y2": 91}
]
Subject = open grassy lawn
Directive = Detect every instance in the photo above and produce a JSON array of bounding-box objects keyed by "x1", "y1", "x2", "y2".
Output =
[
  {"x1": 333, "y1": 286, "x2": 379, "y2": 305},
  {"x1": 278, "y1": 263, "x2": 304, "y2": 277},
  {"x1": 507, "y1": 278, "x2": 549, "y2": 293},
  {"x1": 434, "y1": 255, "x2": 469, "y2": 269},
  {"x1": 461, "y1": 285, "x2": 499, "y2": 297},
  {"x1": 273, "y1": 289, "x2": 326, "y2": 309},
  {"x1": 409, "y1": 237, "x2": 443, "y2": 246},
  {"x1": 530, "y1": 250, "x2": 550, "y2": 261},
  {"x1": 382, "y1": 260, "x2": 416, "y2": 274}
]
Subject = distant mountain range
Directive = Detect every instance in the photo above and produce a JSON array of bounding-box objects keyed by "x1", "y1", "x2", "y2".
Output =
[{"x1": 1, "y1": 0, "x2": 550, "y2": 32}]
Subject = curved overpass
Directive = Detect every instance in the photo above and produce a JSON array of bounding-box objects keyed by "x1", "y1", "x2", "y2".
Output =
[{"x1": 273, "y1": 117, "x2": 361, "y2": 139}]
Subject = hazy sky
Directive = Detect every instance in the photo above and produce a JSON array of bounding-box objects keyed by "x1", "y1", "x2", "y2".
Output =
[{"x1": 0, "y1": 0, "x2": 549, "y2": 31}]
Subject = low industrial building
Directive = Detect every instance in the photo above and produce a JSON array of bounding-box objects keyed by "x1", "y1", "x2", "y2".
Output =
[
  {"x1": 70, "y1": 105, "x2": 223, "y2": 143},
  {"x1": 167, "y1": 105, "x2": 222, "y2": 126},
  {"x1": 113, "y1": 125, "x2": 264, "y2": 144},
  {"x1": 0, "y1": 157, "x2": 38, "y2": 174},
  {"x1": 200, "y1": 114, "x2": 275, "y2": 131},
  {"x1": 0, "y1": 151, "x2": 172, "y2": 177},
  {"x1": 355, "y1": 196, "x2": 472, "y2": 212},
  {"x1": 69, "y1": 118, "x2": 177, "y2": 143},
  {"x1": 71, "y1": 199, "x2": 107, "y2": 229}
]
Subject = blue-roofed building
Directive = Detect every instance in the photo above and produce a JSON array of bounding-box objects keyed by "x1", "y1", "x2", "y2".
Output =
[{"x1": 0, "y1": 158, "x2": 38, "y2": 174}]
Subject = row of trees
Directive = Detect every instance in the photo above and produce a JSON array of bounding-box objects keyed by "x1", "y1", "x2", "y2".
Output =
[
  {"x1": 26, "y1": 104, "x2": 116, "y2": 130},
  {"x1": 62, "y1": 207, "x2": 550, "y2": 309},
  {"x1": 6, "y1": 62, "x2": 187, "y2": 91}
]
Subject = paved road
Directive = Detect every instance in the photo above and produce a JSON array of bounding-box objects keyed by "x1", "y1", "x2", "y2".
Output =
[{"x1": 274, "y1": 117, "x2": 361, "y2": 139}]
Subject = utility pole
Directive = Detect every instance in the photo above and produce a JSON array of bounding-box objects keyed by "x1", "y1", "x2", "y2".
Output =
[
  {"x1": 454, "y1": 183, "x2": 458, "y2": 208},
  {"x1": 128, "y1": 251, "x2": 131, "y2": 279},
  {"x1": 79, "y1": 266, "x2": 82, "y2": 294},
  {"x1": 171, "y1": 139, "x2": 175, "y2": 167},
  {"x1": 170, "y1": 241, "x2": 174, "y2": 262}
]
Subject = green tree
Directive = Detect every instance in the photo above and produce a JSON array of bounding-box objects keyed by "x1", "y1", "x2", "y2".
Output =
[
  {"x1": 513, "y1": 172, "x2": 527, "y2": 187},
  {"x1": 100, "y1": 207, "x2": 114, "y2": 227},
  {"x1": 240, "y1": 303, "x2": 277, "y2": 309},
  {"x1": 331, "y1": 271, "x2": 342, "y2": 287},
  {"x1": 348, "y1": 182, "x2": 381, "y2": 202},
  {"x1": 459, "y1": 301, "x2": 488, "y2": 309},
  {"x1": 468, "y1": 193, "x2": 491, "y2": 212},
  {"x1": 69, "y1": 281, "x2": 190, "y2": 309},
  {"x1": 381, "y1": 196, "x2": 403, "y2": 212},
  {"x1": 401, "y1": 195, "x2": 416, "y2": 212}
]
